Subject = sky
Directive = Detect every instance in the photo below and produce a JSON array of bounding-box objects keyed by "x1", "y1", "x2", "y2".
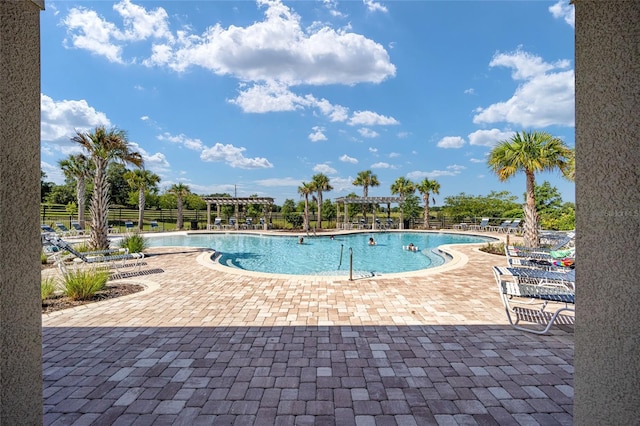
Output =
[{"x1": 40, "y1": 0, "x2": 576, "y2": 206}]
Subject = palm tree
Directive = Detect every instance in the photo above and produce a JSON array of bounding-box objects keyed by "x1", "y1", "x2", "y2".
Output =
[
  {"x1": 352, "y1": 170, "x2": 380, "y2": 220},
  {"x1": 71, "y1": 126, "x2": 143, "y2": 250},
  {"x1": 416, "y1": 178, "x2": 441, "y2": 229},
  {"x1": 169, "y1": 183, "x2": 190, "y2": 230},
  {"x1": 58, "y1": 153, "x2": 93, "y2": 228},
  {"x1": 124, "y1": 169, "x2": 161, "y2": 231},
  {"x1": 311, "y1": 173, "x2": 333, "y2": 230},
  {"x1": 391, "y1": 177, "x2": 416, "y2": 229},
  {"x1": 298, "y1": 182, "x2": 314, "y2": 231},
  {"x1": 488, "y1": 130, "x2": 573, "y2": 247}
]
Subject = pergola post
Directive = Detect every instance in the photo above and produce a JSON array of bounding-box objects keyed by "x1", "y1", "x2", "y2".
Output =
[{"x1": 206, "y1": 201, "x2": 212, "y2": 230}]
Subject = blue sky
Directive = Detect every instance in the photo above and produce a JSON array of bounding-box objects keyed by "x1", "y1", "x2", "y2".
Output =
[{"x1": 40, "y1": 0, "x2": 576, "y2": 206}]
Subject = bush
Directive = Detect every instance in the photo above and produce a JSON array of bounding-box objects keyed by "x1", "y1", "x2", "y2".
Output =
[
  {"x1": 479, "y1": 241, "x2": 505, "y2": 256},
  {"x1": 62, "y1": 268, "x2": 109, "y2": 301},
  {"x1": 41, "y1": 277, "x2": 57, "y2": 301},
  {"x1": 119, "y1": 232, "x2": 148, "y2": 253},
  {"x1": 41, "y1": 250, "x2": 50, "y2": 265}
]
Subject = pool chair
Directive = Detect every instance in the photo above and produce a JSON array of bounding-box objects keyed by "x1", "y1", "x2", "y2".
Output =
[
  {"x1": 55, "y1": 222, "x2": 74, "y2": 237},
  {"x1": 492, "y1": 266, "x2": 575, "y2": 335},
  {"x1": 213, "y1": 217, "x2": 222, "y2": 230},
  {"x1": 506, "y1": 218, "x2": 522, "y2": 234},
  {"x1": 41, "y1": 224, "x2": 58, "y2": 235},
  {"x1": 489, "y1": 219, "x2": 512, "y2": 232},
  {"x1": 71, "y1": 221, "x2": 85, "y2": 235},
  {"x1": 244, "y1": 217, "x2": 253, "y2": 229},
  {"x1": 469, "y1": 218, "x2": 490, "y2": 231},
  {"x1": 150, "y1": 220, "x2": 159, "y2": 231},
  {"x1": 43, "y1": 234, "x2": 144, "y2": 273},
  {"x1": 124, "y1": 221, "x2": 135, "y2": 233}
]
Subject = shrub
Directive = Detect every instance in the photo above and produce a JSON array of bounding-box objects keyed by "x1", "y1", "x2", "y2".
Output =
[
  {"x1": 479, "y1": 241, "x2": 505, "y2": 256},
  {"x1": 41, "y1": 277, "x2": 58, "y2": 301},
  {"x1": 62, "y1": 268, "x2": 109, "y2": 301},
  {"x1": 119, "y1": 232, "x2": 148, "y2": 253},
  {"x1": 41, "y1": 250, "x2": 50, "y2": 265}
]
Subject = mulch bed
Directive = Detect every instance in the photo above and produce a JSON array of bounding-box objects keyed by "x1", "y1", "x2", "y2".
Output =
[{"x1": 42, "y1": 283, "x2": 145, "y2": 314}]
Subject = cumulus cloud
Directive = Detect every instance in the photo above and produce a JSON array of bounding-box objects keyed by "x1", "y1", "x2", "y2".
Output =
[
  {"x1": 437, "y1": 136, "x2": 465, "y2": 149},
  {"x1": 406, "y1": 164, "x2": 466, "y2": 180},
  {"x1": 144, "y1": 0, "x2": 395, "y2": 85},
  {"x1": 309, "y1": 126, "x2": 328, "y2": 142},
  {"x1": 128, "y1": 141, "x2": 171, "y2": 173},
  {"x1": 339, "y1": 154, "x2": 358, "y2": 164},
  {"x1": 157, "y1": 132, "x2": 205, "y2": 151},
  {"x1": 358, "y1": 128, "x2": 379, "y2": 138},
  {"x1": 313, "y1": 163, "x2": 337, "y2": 174},
  {"x1": 473, "y1": 49, "x2": 574, "y2": 128},
  {"x1": 363, "y1": 0, "x2": 388, "y2": 13},
  {"x1": 549, "y1": 0, "x2": 575, "y2": 28},
  {"x1": 41, "y1": 94, "x2": 111, "y2": 143},
  {"x1": 200, "y1": 143, "x2": 273, "y2": 169},
  {"x1": 371, "y1": 162, "x2": 392, "y2": 169},
  {"x1": 62, "y1": 0, "x2": 172, "y2": 63},
  {"x1": 349, "y1": 110, "x2": 399, "y2": 126},
  {"x1": 468, "y1": 129, "x2": 515, "y2": 147}
]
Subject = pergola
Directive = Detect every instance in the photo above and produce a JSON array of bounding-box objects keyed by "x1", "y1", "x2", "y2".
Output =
[
  {"x1": 201, "y1": 197, "x2": 274, "y2": 230},
  {"x1": 334, "y1": 196, "x2": 405, "y2": 230}
]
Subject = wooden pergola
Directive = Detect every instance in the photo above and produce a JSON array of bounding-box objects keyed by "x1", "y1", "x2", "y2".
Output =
[
  {"x1": 201, "y1": 197, "x2": 274, "y2": 230},
  {"x1": 334, "y1": 196, "x2": 405, "y2": 230}
]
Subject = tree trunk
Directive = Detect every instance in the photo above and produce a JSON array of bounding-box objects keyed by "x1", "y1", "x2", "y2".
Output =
[
  {"x1": 423, "y1": 194, "x2": 430, "y2": 229},
  {"x1": 138, "y1": 188, "x2": 145, "y2": 231},
  {"x1": 523, "y1": 171, "x2": 540, "y2": 247},
  {"x1": 77, "y1": 177, "x2": 86, "y2": 228},
  {"x1": 317, "y1": 192, "x2": 323, "y2": 230},
  {"x1": 176, "y1": 196, "x2": 184, "y2": 230},
  {"x1": 303, "y1": 196, "x2": 309, "y2": 231},
  {"x1": 89, "y1": 160, "x2": 110, "y2": 250}
]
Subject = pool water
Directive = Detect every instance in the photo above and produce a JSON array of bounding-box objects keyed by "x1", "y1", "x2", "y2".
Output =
[{"x1": 145, "y1": 232, "x2": 492, "y2": 276}]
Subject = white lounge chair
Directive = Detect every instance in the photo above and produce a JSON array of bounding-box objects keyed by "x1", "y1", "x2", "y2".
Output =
[
  {"x1": 469, "y1": 218, "x2": 490, "y2": 231},
  {"x1": 489, "y1": 219, "x2": 512, "y2": 232},
  {"x1": 493, "y1": 266, "x2": 575, "y2": 334}
]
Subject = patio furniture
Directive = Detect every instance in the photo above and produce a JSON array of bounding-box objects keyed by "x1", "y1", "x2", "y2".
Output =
[
  {"x1": 489, "y1": 219, "x2": 512, "y2": 232},
  {"x1": 55, "y1": 222, "x2": 74, "y2": 237},
  {"x1": 150, "y1": 221, "x2": 159, "y2": 231},
  {"x1": 71, "y1": 221, "x2": 85, "y2": 235},
  {"x1": 124, "y1": 221, "x2": 135, "y2": 232},
  {"x1": 469, "y1": 218, "x2": 490, "y2": 231},
  {"x1": 493, "y1": 266, "x2": 575, "y2": 334}
]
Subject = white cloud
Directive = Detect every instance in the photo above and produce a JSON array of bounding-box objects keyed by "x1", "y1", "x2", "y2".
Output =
[
  {"x1": 255, "y1": 177, "x2": 303, "y2": 187},
  {"x1": 313, "y1": 163, "x2": 337, "y2": 174},
  {"x1": 144, "y1": 0, "x2": 395, "y2": 85},
  {"x1": 62, "y1": 0, "x2": 173, "y2": 63},
  {"x1": 473, "y1": 49, "x2": 574, "y2": 128},
  {"x1": 464, "y1": 88, "x2": 475, "y2": 95},
  {"x1": 468, "y1": 129, "x2": 515, "y2": 147},
  {"x1": 363, "y1": 0, "x2": 388, "y2": 13},
  {"x1": 406, "y1": 164, "x2": 466, "y2": 180},
  {"x1": 549, "y1": 0, "x2": 575, "y2": 28},
  {"x1": 229, "y1": 81, "x2": 308, "y2": 113},
  {"x1": 41, "y1": 161, "x2": 66, "y2": 185},
  {"x1": 309, "y1": 126, "x2": 328, "y2": 142},
  {"x1": 328, "y1": 176, "x2": 355, "y2": 193},
  {"x1": 339, "y1": 154, "x2": 358, "y2": 164},
  {"x1": 128, "y1": 141, "x2": 171, "y2": 173},
  {"x1": 41, "y1": 94, "x2": 111, "y2": 144},
  {"x1": 369, "y1": 147, "x2": 378, "y2": 153},
  {"x1": 469, "y1": 158, "x2": 486, "y2": 163},
  {"x1": 437, "y1": 136, "x2": 465, "y2": 149},
  {"x1": 200, "y1": 143, "x2": 273, "y2": 169},
  {"x1": 358, "y1": 128, "x2": 379, "y2": 138},
  {"x1": 349, "y1": 110, "x2": 399, "y2": 126},
  {"x1": 389, "y1": 152, "x2": 400, "y2": 158},
  {"x1": 371, "y1": 162, "x2": 391, "y2": 169},
  {"x1": 157, "y1": 132, "x2": 205, "y2": 151}
]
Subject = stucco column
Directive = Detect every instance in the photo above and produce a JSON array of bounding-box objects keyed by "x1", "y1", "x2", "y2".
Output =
[
  {"x1": 0, "y1": 1, "x2": 44, "y2": 424},
  {"x1": 574, "y1": 1, "x2": 640, "y2": 424}
]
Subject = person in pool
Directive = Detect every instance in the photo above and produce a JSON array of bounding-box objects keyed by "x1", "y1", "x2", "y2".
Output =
[
  {"x1": 299, "y1": 237, "x2": 304, "y2": 244},
  {"x1": 407, "y1": 243, "x2": 417, "y2": 251},
  {"x1": 369, "y1": 237, "x2": 376, "y2": 245}
]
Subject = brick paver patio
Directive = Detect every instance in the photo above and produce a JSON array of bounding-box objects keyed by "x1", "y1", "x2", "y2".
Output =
[{"x1": 42, "y1": 232, "x2": 573, "y2": 425}]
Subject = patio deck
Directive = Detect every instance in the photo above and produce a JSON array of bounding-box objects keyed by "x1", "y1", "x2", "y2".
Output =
[{"x1": 42, "y1": 235, "x2": 573, "y2": 425}]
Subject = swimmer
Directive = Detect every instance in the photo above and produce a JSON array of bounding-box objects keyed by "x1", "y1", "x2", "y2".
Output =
[
  {"x1": 369, "y1": 237, "x2": 376, "y2": 245},
  {"x1": 299, "y1": 237, "x2": 304, "y2": 244},
  {"x1": 407, "y1": 243, "x2": 418, "y2": 251}
]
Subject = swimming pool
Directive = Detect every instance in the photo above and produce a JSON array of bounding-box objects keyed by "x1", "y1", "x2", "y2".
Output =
[{"x1": 145, "y1": 232, "x2": 492, "y2": 276}]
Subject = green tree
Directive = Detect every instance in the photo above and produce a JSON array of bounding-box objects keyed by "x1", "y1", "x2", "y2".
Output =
[
  {"x1": 391, "y1": 176, "x2": 415, "y2": 229},
  {"x1": 322, "y1": 199, "x2": 336, "y2": 224},
  {"x1": 416, "y1": 178, "x2": 440, "y2": 229},
  {"x1": 442, "y1": 191, "x2": 520, "y2": 222},
  {"x1": 488, "y1": 130, "x2": 573, "y2": 247},
  {"x1": 352, "y1": 170, "x2": 380, "y2": 219},
  {"x1": 124, "y1": 169, "x2": 161, "y2": 231},
  {"x1": 169, "y1": 183, "x2": 190, "y2": 230},
  {"x1": 71, "y1": 126, "x2": 143, "y2": 250},
  {"x1": 311, "y1": 173, "x2": 333, "y2": 230},
  {"x1": 59, "y1": 154, "x2": 93, "y2": 227},
  {"x1": 44, "y1": 182, "x2": 75, "y2": 205},
  {"x1": 298, "y1": 182, "x2": 315, "y2": 231},
  {"x1": 41, "y1": 171, "x2": 54, "y2": 202},
  {"x1": 107, "y1": 163, "x2": 132, "y2": 207}
]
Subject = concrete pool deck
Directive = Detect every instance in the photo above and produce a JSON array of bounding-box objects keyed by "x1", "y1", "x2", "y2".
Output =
[{"x1": 42, "y1": 231, "x2": 574, "y2": 425}]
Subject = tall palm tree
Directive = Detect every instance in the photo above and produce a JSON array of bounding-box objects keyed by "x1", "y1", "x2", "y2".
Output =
[
  {"x1": 58, "y1": 153, "x2": 93, "y2": 228},
  {"x1": 352, "y1": 170, "x2": 380, "y2": 220},
  {"x1": 311, "y1": 173, "x2": 333, "y2": 230},
  {"x1": 124, "y1": 169, "x2": 161, "y2": 231},
  {"x1": 169, "y1": 183, "x2": 190, "y2": 230},
  {"x1": 71, "y1": 126, "x2": 143, "y2": 250},
  {"x1": 391, "y1": 177, "x2": 416, "y2": 229},
  {"x1": 298, "y1": 182, "x2": 314, "y2": 231},
  {"x1": 416, "y1": 178, "x2": 441, "y2": 229},
  {"x1": 488, "y1": 130, "x2": 573, "y2": 247}
]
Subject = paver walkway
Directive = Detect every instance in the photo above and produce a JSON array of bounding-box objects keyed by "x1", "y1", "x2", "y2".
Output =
[{"x1": 42, "y1": 234, "x2": 574, "y2": 425}]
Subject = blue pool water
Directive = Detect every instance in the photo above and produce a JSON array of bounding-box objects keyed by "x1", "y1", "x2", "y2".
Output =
[{"x1": 145, "y1": 232, "x2": 492, "y2": 276}]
